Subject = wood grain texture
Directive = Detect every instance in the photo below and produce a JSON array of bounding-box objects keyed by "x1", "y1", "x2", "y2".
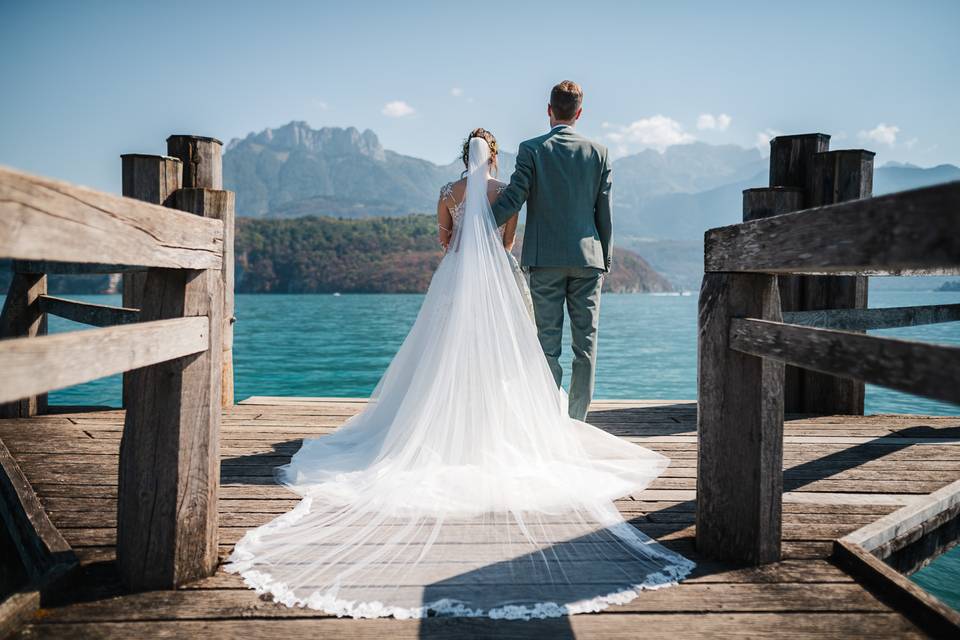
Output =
[
  {"x1": 783, "y1": 303, "x2": 960, "y2": 331},
  {"x1": 729, "y1": 318, "x2": 960, "y2": 406},
  {"x1": 3, "y1": 401, "x2": 957, "y2": 638},
  {"x1": 742, "y1": 182, "x2": 806, "y2": 412},
  {"x1": 0, "y1": 317, "x2": 208, "y2": 404},
  {"x1": 696, "y1": 273, "x2": 785, "y2": 564},
  {"x1": 799, "y1": 149, "x2": 875, "y2": 416},
  {"x1": 166, "y1": 136, "x2": 223, "y2": 190},
  {"x1": 170, "y1": 189, "x2": 235, "y2": 407},
  {"x1": 768, "y1": 133, "x2": 831, "y2": 200},
  {"x1": 37, "y1": 295, "x2": 139, "y2": 327},
  {"x1": 833, "y1": 539, "x2": 960, "y2": 638},
  {"x1": 0, "y1": 273, "x2": 47, "y2": 417},
  {"x1": 118, "y1": 267, "x2": 223, "y2": 590},
  {"x1": 0, "y1": 164, "x2": 221, "y2": 269},
  {"x1": 705, "y1": 181, "x2": 960, "y2": 275},
  {"x1": 119, "y1": 154, "x2": 183, "y2": 314}
]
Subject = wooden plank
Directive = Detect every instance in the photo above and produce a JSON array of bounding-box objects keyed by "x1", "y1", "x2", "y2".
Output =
[
  {"x1": 118, "y1": 266, "x2": 223, "y2": 590},
  {"x1": 0, "y1": 164, "x2": 222, "y2": 268},
  {"x1": 0, "y1": 317, "x2": 209, "y2": 404},
  {"x1": 783, "y1": 303, "x2": 960, "y2": 331},
  {"x1": 0, "y1": 440, "x2": 76, "y2": 579},
  {"x1": 13, "y1": 260, "x2": 146, "y2": 274},
  {"x1": 696, "y1": 273, "x2": 785, "y2": 564},
  {"x1": 14, "y1": 613, "x2": 928, "y2": 640},
  {"x1": 833, "y1": 539, "x2": 960, "y2": 638},
  {"x1": 729, "y1": 318, "x2": 960, "y2": 405},
  {"x1": 37, "y1": 295, "x2": 139, "y2": 327},
  {"x1": 704, "y1": 180, "x2": 960, "y2": 275},
  {"x1": 0, "y1": 272, "x2": 47, "y2": 417},
  {"x1": 842, "y1": 479, "x2": 960, "y2": 552}
]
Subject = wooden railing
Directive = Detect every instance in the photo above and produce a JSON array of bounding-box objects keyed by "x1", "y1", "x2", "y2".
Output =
[
  {"x1": 696, "y1": 132, "x2": 960, "y2": 565},
  {"x1": 0, "y1": 134, "x2": 235, "y2": 591}
]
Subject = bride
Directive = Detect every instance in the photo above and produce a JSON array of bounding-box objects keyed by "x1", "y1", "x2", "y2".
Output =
[{"x1": 225, "y1": 130, "x2": 696, "y2": 619}]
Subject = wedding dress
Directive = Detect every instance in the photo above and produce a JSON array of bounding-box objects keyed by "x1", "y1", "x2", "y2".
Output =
[{"x1": 225, "y1": 137, "x2": 695, "y2": 619}]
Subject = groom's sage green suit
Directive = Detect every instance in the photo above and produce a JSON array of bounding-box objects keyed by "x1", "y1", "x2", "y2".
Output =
[{"x1": 492, "y1": 124, "x2": 612, "y2": 421}]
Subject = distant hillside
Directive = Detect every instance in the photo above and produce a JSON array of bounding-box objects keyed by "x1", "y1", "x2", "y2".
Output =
[
  {"x1": 236, "y1": 215, "x2": 671, "y2": 294},
  {"x1": 224, "y1": 121, "x2": 515, "y2": 217}
]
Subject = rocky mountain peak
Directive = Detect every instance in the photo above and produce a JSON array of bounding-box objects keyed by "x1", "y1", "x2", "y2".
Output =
[{"x1": 227, "y1": 121, "x2": 386, "y2": 161}]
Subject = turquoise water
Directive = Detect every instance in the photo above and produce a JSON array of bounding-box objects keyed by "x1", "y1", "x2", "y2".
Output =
[
  {"x1": 39, "y1": 288, "x2": 960, "y2": 414},
  {"x1": 9, "y1": 288, "x2": 960, "y2": 607}
]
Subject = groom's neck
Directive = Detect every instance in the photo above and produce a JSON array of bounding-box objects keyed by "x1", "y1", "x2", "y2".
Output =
[{"x1": 550, "y1": 118, "x2": 576, "y2": 129}]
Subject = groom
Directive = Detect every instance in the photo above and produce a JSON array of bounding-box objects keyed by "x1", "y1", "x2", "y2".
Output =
[{"x1": 492, "y1": 80, "x2": 612, "y2": 422}]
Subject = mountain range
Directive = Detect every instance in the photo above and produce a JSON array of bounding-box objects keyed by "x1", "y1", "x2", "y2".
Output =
[{"x1": 225, "y1": 121, "x2": 959, "y2": 238}]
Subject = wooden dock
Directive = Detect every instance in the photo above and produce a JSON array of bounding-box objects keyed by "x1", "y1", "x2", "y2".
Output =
[
  {"x1": 0, "y1": 397, "x2": 958, "y2": 638},
  {"x1": 2, "y1": 131, "x2": 960, "y2": 638}
]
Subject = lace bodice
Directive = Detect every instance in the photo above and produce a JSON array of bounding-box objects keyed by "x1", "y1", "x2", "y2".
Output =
[{"x1": 440, "y1": 181, "x2": 508, "y2": 235}]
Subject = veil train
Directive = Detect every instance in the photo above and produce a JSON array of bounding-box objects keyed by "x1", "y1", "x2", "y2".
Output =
[{"x1": 225, "y1": 137, "x2": 695, "y2": 619}]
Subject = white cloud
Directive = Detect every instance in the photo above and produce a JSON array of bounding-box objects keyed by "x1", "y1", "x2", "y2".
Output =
[
  {"x1": 310, "y1": 98, "x2": 329, "y2": 110},
  {"x1": 905, "y1": 137, "x2": 919, "y2": 149},
  {"x1": 450, "y1": 87, "x2": 463, "y2": 97},
  {"x1": 754, "y1": 128, "x2": 782, "y2": 151},
  {"x1": 604, "y1": 115, "x2": 695, "y2": 152},
  {"x1": 696, "y1": 113, "x2": 732, "y2": 131},
  {"x1": 381, "y1": 100, "x2": 415, "y2": 118},
  {"x1": 858, "y1": 123, "x2": 899, "y2": 146}
]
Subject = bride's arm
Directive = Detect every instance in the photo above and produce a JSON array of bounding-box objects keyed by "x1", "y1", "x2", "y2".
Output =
[
  {"x1": 501, "y1": 213, "x2": 519, "y2": 252},
  {"x1": 437, "y1": 191, "x2": 453, "y2": 251}
]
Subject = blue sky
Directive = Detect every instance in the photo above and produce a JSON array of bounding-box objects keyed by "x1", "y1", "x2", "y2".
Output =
[{"x1": 1, "y1": 0, "x2": 957, "y2": 193}]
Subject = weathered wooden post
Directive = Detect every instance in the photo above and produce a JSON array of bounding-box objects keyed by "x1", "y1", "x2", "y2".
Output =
[
  {"x1": 116, "y1": 135, "x2": 226, "y2": 590},
  {"x1": 0, "y1": 273, "x2": 47, "y2": 417},
  {"x1": 120, "y1": 154, "x2": 182, "y2": 408},
  {"x1": 697, "y1": 273, "x2": 785, "y2": 564},
  {"x1": 117, "y1": 267, "x2": 223, "y2": 589},
  {"x1": 745, "y1": 134, "x2": 870, "y2": 416},
  {"x1": 802, "y1": 150, "x2": 875, "y2": 414},
  {"x1": 166, "y1": 136, "x2": 234, "y2": 407}
]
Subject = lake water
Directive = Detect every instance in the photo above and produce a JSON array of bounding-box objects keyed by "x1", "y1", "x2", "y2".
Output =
[
  {"x1": 41, "y1": 288, "x2": 960, "y2": 414},
  {"x1": 11, "y1": 287, "x2": 960, "y2": 608}
]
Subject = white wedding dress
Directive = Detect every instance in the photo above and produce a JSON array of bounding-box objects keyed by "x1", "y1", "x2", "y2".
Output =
[{"x1": 225, "y1": 138, "x2": 695, "y2": 619}]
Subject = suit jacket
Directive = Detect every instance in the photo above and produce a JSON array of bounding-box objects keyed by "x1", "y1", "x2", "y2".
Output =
[{"x1": 491, "y1": 125, "x2": 612, "y2": 272}]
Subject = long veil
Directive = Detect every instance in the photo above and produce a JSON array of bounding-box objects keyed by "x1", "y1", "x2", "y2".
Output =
[{"x1": 225, "y1": 137, "x2": 695, "y2": 619}]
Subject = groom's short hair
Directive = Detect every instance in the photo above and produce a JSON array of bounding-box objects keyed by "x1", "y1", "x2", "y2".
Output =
[{"x1": 550, "y1": 81, "x2": 583, "y2": 121}]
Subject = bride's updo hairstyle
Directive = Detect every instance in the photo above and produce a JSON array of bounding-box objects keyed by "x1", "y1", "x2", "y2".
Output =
[{"x1": 461, "y1": 128, "x2": 498, "y2": 177}]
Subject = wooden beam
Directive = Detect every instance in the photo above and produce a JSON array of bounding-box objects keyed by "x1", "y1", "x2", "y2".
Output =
[
  {"x1": 704, "y1": 181, "x2": 960, "y2": 275},
  {"x1": 0, "y1": 439, "x2": 76, "y2": 582},
  {"x1": 743, "y1": 186, "x2": 806, "y2": 413},
  {"x1": 833, "y1": 539, "x2": 960, "y2": 638},
  {"x1": 0, "y1": 273, "x2": 48, "y2": 417},
  {"x1": 118, "y1": 267, "x2": 223, "y2": 590},
  {"x1": 119, "y1": 154, "x2": 183, "y2": 409},
  {"x1": 783, "y1": 303, "x2": 960, "y2": 331},
  {"x1": 37, "y1": 295, "x2": 139, "y2": 327},
  {"x1": 12, "y1": 261, "x2": 146, "y2": 275},
  {"x1": 696, "y1": 273, "x2": 785, "y2": 565},
  {"x1": 0, "y1": 317, "x2": 209, "y2": 404},
  {"x1": 170, "y1": 189, "x2": 235, "y2": 407},
  {"x1": 729, "y1": 318, "x2": 960, "y2": 405},
  {"x1": 799, "y1": 149, "x2": 875, "y2": 416},
  {"x1": 0, "y1": 164, "x2": 222, "y2": 269}
]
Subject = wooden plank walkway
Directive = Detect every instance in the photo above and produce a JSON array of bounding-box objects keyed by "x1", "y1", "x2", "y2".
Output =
[{"x1": 3, "y1": 398, "x2": 959, "y2": 639}]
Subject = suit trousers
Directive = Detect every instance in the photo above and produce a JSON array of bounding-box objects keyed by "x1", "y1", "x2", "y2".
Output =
[{"x1": 527, "y1": 266, "x2": 604, "y2": 422}]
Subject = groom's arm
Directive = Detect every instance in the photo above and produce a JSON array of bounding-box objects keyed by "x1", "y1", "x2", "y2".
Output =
[
  {"x1": 595, "y1": 148, "x2": 613, "y2": 272},
  {"x1": 491, "y1": 142, "x2": 534, "y2": 227}
]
